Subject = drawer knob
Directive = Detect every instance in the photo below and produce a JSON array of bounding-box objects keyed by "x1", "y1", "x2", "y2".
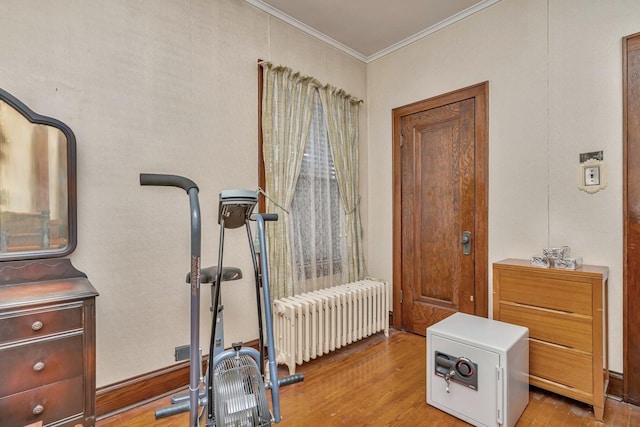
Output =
[
  {"x1": 31, "y1": 320, "x2": 43, "y2": 331},
  {"x1": 33, "y1": 361, "x2": 45, "y2": 372},
  {"x1": 32, "y1": 404, "x2": 44, "y2": 415}
]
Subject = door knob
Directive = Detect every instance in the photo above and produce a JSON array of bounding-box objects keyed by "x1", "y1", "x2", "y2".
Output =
[{"x1": 461, "y1": 231, "x2": 471, "y2": 255}]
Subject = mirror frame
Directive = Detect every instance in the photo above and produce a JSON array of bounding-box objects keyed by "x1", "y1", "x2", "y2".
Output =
[{"x1": 0, "y1": 88, "x2": 77, "y2": 261}]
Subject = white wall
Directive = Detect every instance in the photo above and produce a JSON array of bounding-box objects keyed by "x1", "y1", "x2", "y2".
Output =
[
  {"x1": 0, "y1": 0, "x2": 365, "y2": 387},
  {"x1": 366, "y1": 0, "x2": 640, "y2": 373}
]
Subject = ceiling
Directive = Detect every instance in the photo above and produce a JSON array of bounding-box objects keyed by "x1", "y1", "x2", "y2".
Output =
[{"x1": 244, "y1": 0, "x2": 501, "y2": 63}]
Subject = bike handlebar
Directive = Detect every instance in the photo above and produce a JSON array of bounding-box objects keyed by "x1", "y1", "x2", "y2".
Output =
[
  {"x1": 140, "y1": 173, "x2": 199, "y2": 193},
  {"x1": 140, "y1": 172, "x2": 202, "y2": 427},
  {"x1": 251, "y1": 213, "x2": 278, "y2": 221}
]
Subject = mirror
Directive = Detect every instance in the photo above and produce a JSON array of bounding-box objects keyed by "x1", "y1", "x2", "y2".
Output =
[{"x1": 0, "y1": 88, "x2": 76, "y2": 261}]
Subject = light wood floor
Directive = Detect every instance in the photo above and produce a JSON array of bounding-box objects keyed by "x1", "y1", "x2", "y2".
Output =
[{"x1": 97, "y1": 329, "x2": 640, "y2": 426}]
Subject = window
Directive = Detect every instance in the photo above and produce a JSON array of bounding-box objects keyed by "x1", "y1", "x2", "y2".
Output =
[{"x1": 288, "y1": 92, "x2": 347, "y2": 290}]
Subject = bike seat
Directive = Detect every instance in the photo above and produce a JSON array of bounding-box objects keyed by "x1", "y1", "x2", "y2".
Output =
[{"x1": 185, "y1": 266, "x2": 242, "y2": 284}]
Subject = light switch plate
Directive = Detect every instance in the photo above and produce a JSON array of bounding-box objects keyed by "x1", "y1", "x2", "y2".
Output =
[
  {"x1": 578, "y1": 158, "x2": 606, "y2": 194},
  {"x1": 584, "y1": 166, "x2": 600, "y2": 186}
]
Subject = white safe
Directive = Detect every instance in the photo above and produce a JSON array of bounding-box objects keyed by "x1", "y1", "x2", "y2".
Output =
[{"x1": 426, "y1": 313, "x2": 529, "y2": 427}]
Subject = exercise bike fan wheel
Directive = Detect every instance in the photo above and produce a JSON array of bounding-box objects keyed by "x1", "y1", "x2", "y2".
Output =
[{"x1": 212, "y1": 345, "x2": 271, "y2": 427}]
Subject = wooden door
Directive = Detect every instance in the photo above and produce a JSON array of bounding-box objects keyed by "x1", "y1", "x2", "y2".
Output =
[
  {"x1": 392, "y1": 83, "x2": 488, "y2": 335},
  {"x1": 624, "y1": 31, "x2": 640, "y2": 405}
]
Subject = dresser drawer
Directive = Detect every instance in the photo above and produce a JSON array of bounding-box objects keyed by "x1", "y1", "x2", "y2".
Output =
[
  {"x1": 0, "y1": 376, "x2": 84, "y2": 427},
  {"x1": 0, "y1": 303, "x2": 83, "y2": 345},
  {"x1": 499, "y1": 273, "x2": 592, "y2": 315},
  {"x1": 499, "y1": 302, "x2": 592, "y2": 352},
  {"x1": 530, "y1": 339, "x2": 592, "y2": 392},
  {"x1": 0, "y1": 333, "x2": 83, "y2": 395}
]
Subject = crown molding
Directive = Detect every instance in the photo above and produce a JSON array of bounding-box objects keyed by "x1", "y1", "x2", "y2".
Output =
[
  {"x1": 244, "y1": 0, "x2": 502, "y2": 63},
  {"x1": 244, "y1": 0, "x2": 368, "y2": 62},
  {"x1": 366, "y1": 0, "x2": 502, "y2": 62}
]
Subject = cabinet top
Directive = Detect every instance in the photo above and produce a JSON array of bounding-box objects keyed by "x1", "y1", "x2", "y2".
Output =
[
  {"x1": 0, "y1": 277, "x2": 97, "y2": 310},
  {"x1": 0, "y1": 258, "x2": 97, "y2": 310},
  {"x1": 494, "y1": 258, "x2": 609, "y2": 279}
]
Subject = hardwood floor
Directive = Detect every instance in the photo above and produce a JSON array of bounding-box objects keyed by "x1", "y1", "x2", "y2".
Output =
[{"x1": 97, "y1": 329, "x2": 640, "y2": 426}]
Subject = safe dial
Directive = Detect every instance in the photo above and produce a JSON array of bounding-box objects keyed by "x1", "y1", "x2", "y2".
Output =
[{"x1": 455, "y1": 358, "x2": 474, "y2": 377}]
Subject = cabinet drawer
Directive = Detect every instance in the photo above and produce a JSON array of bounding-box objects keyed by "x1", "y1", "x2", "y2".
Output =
[
  {"x1": 530, "y1": 339, "x2": 592, "y2": 392},
  {"x1": 499, "y1": 302, "x2": 592, "y2": 352},
  {"x1": 0, "y1": 376, "x2": 84, "y2": 427},
  {"x1": 0, "y1": 333, "x2": 83, "y2": 395},
  {"x1": 499, "y1": 273, "x2": 591, "y2": 315},
  {"x1": 0, "y1": 303, "x2": 83, "y2": 345}
]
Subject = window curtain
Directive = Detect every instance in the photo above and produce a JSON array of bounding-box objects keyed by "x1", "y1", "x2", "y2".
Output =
[
  {"x1": 318, "y1": 85, "x2": 365, "y2": 283},
  {"x1": 260, "y1": 62, "x2": 317, "y2": 299}
]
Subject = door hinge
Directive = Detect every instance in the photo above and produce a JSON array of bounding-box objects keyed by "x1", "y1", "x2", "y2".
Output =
[
  {"x1": 496, "y1": 366, "x2": 504, "y2": 424},
  {"x1": 400, "y1": 289, "x2": 403, "y2": 303}
]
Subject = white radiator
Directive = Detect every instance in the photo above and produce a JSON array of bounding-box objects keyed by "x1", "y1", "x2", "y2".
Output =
[{"x1": 273, "y1": 279, "x2": 389, "y2": 375}]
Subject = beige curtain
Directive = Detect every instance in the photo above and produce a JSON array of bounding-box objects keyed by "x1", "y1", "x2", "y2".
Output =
[
  {"x1": 261, "y1": 62, "x2": 317, "y2": 299},
  {"x1": 318, "y1": 85, "x2": 365, "y2": 282}
]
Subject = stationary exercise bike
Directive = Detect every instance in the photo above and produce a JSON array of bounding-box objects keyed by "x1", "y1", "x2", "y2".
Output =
[{"x1": 140, "y1": 174, "x2": 303, "y2": 426}]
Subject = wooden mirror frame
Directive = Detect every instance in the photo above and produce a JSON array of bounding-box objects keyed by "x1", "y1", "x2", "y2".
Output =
[{"x1": 0, "y1": 88, "x2": 77, "y2": 261}]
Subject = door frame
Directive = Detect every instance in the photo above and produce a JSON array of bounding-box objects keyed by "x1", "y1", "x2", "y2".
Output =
[
  {"x1": 623, "y1": 31, "x2": 640, "y2": 404},
  {"x1": 392, "y1": 82, "x2": 489, "y2": 329}
]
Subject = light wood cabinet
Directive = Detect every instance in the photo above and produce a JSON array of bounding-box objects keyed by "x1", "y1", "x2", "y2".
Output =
[
  {"x1": 493, "y1": 259, "x2": 608, "y2": 420},
  {"x1": 0, "y1": 259, "x2": 98, "y2": 427}
]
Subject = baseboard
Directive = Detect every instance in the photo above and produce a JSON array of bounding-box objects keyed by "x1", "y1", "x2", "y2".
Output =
[
  {"x1": 96, "y1": 358, "x2": 198, "y2": 419},
  {"x1": 96, "y1": 339, "x2": 260, "y2": 419},
  {"x1": 608, "y1": 370, "x2": 623, "y2": 400}
]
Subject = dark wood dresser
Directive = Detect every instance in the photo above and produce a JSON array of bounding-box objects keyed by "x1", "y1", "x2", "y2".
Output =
[{"x1": 0, "y1": 259, "x2": 98, "y2": 427}]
